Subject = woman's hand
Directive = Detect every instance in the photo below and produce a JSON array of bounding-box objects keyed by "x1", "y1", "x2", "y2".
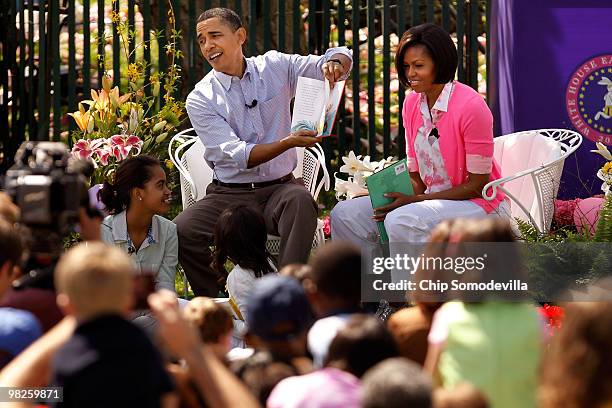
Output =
[{"x1": 372, "y1": 192, "x2": 423, "y2": 222}]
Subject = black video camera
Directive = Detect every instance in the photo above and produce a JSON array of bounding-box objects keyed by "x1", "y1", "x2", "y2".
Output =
[{"x1": 3, "y1": 141, "x2": 95, "y2": 289}]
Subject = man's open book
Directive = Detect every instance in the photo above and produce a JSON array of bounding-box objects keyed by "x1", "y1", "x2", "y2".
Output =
[{"x1": 290, "y1": 76, "x2": 346, "y2": 137}]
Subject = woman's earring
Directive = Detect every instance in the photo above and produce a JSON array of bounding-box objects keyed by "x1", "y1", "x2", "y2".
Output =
[{"x1": 138, "y1": 196, "x2": 142, "y2": 201}]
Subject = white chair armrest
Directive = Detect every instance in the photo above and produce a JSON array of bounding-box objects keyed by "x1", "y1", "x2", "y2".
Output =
[
  {"x1": 310, "y1": 144, "x2": 330, "y2": 201},
  {"x1": 168, "y1": 130, "x2": 198, "y2": 198},
  {"x1": 482, "y1": 156, "x2": 568, "y2": 201}
]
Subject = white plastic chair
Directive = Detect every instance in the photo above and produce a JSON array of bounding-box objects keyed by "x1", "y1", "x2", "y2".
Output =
[
  {"x1": 482, "y1": 128, "x2": 582, "y2": 234},
  {"x1": 168, "y1": 128, "x2": 330, "y2": 255}
]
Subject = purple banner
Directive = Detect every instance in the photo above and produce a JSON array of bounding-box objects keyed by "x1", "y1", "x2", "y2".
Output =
[{"x1": 489, "y1": 0, "x2": 612, "y2": 199}]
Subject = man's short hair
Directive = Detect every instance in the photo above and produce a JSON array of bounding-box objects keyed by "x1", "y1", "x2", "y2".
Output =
[
  {"x1": 361, "y1": 357, "x2": 433, "y2": 408},
  {"x1": 196, "y1": 7, "x2": 243, "y2": 31},
  {"x1": 395, "y1": 23, "x2": 458, "y2": 88},
  {"x1": 308, "y1": 241, "x2": 361, "y2": 306},
  {"x1": 0, "y1": 218, "x2": 23, "y2": 269},
  {"x1": 55, "y1": 243, "x2": 134, "y2": 317},
  {"x1": 183, "y1": 297, "x2": 233, "y2": 343}
]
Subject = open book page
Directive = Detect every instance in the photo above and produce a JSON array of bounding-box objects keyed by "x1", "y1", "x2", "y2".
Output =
[
  {"x1": 321, "y1": 79, "x2": 346, "y2": 136},
  {"x1": 291, "y1": 77, "x2": 346, "y2": 136}
]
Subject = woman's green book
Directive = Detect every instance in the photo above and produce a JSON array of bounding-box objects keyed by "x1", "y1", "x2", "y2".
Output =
[{"x1": 366, "y1": 159, "x2": 414, "y2": 243}]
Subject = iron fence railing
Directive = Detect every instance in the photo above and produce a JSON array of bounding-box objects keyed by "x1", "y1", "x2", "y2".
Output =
[{"x1": 1, "y1": 0, "x2": 489, "y2": 171}]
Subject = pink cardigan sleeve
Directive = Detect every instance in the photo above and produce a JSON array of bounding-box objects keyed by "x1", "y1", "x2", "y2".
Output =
[
  {"x1": 402, "y1": 95, "x2": 420, "y2": 172},
  {"x1": 461, "y1": 95, "x2": 494, "y2": 174}
]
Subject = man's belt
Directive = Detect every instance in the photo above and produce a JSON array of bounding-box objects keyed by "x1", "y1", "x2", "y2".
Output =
[{"x1": 212, "y1": 173, "x2": 294, "y2": 189}]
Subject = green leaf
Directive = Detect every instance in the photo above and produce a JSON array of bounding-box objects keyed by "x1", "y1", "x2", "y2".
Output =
[{"x1": 594, "y1": 195, "x2": 612, "y2": 242}]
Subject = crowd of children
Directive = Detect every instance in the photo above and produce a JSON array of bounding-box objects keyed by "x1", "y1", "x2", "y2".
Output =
[{"x1": 1, "y1": 157, "x2": 612, "y2": 407}]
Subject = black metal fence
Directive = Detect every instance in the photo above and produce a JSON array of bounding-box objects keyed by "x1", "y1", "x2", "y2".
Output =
[{"x1": 1, "y1": 0, "x2": 489, "y2": 171}]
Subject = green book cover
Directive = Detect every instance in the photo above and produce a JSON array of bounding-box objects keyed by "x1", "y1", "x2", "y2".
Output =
[{"x1": 366, "y1": 159, "x2": 414, "y2": 243}]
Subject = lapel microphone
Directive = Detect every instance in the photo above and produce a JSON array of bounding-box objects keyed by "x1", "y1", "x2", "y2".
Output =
[
  {"x1": 127, "y1": 246, "x2": 136, "y2": 255},
  {"x1": 429, "y1": 128, "x2": 439, "y2": 139},
  {"x1": 245, "y1": 100, "x2": 258, "y2": 109}
]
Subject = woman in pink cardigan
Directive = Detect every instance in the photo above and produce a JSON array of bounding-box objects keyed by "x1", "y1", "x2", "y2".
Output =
[{"x1": 331, "y1": 23, "x2": 509, "y2": 247}]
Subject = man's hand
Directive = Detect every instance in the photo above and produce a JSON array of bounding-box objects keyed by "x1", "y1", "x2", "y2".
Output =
[
  {"x1": 248, "y1": 130, "x2": 319, "y2": 168},
  {"x1": 283, "y1": 129, "x2": 320, "y2": 148},
  {"x1": 372, "y1": 192, "x2": 423, "y2": 222},
  {"x1": 322, "y1": 54, "x2": 351, "y2": 87}
]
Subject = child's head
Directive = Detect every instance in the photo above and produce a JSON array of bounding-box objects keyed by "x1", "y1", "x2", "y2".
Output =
[
  {"x1": 246, "y1": 275, "x2": 313, "y2": 359},
  {"x1": 326, "y1": 314, "x2": 399, "y2": 378},
  {"x1": 98, "y1": 155, "x2": 171, "y2": 215},
  {"x1": 307, "y1": 241, "x2": 361, "y2": 316},
  {"x1": 0, "y1": 218, "x2": 23, "y2": 298},
  {"x1": 540, "y1": 293, "x2": 612, "y2": 408},
  {"x1": 183, "y1": 297, "x2": 233, "y2": 357},
  {"x1": 279, "y1": 263, "x2": 312, "y2": 284},
  {"x1": 433, "y1": 383, "x2": 489, "y2": 408},
  {"x1": 415, "y1": 218, "x2": 524, "y2": 302},
  {"x1": 232, "y1": 351, "x2": 298, "y2": 406},
  {"x1": 362, "y1": 357, "x2": 432, "y2": 408},
  {"x1": 55, "y1": 242, "x2": 134, "y2": 320},
  {"x1": 213, "y1": 204, "x2": 275, "y2": 278}
]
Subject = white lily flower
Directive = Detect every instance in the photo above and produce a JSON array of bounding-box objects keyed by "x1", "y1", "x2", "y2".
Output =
[
  {"x1": 345, "y1": 179, "x2": 369, "y2": 199},
  {"x1": 353, "y1": 170, "x2": 373, "y2": 188},
  {"x1": 339, "y1": 151, "x2": 370, "y2": 175},
  {"x1": 128, "y1": 108, "x2": 138, "y2": 133},
  {"x1": 361, "y1": 155, "x2": 377, "y2": 172},
  {"x1": 334, "y1": 174, "x2": 351, "y2": 200},
  {"x1": 591, "y1": 142, "x2": 612, "y2": 161},
  {"x1": 597, "y1": 168, "x2": 612, "y2": 196},
  {"x1": 335, "y1": 173, "x2": 368, "y2": 200}
]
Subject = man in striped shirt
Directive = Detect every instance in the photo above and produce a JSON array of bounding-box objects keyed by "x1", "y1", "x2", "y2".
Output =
[{"x1": 174, "y1": 7, "x2": 352, "y2": 296}]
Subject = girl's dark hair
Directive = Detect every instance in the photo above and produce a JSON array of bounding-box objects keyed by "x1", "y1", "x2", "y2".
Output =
[
  {"x1": 212, "y1": 204, "x2": 276, "y2": 279},
  {"x1": 98, "y1": 155, "x2": 160, "y2": 214},
  {"x1": 395, "y1": 23, "x2": 458, "y2": 88},
  {"x1": 0, "y1": 218, "x2": 24, "y2": 268},
  {"x1": 325, "y1": 314, "x2": 399, "y2": 378}
]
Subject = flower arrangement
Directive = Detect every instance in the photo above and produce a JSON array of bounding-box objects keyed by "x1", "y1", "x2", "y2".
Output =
[
  {"x1": 68, "y1": 1, "x2": 184, "y2": 185},
  {"x1": 334, "y1": 151, "x2": 395, "y2": 200}
]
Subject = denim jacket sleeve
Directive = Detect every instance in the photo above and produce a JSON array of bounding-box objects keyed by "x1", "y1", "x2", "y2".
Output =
[{"x1": 155, "y1": 220, "x2": 178, "y2": 292}]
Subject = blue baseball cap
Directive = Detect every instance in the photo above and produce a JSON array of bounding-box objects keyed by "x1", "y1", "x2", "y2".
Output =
[
  {"x1": 0, "y1": 308, "x2": 42, "y2": 356},
  {"x1": 246, "y1": 275, "x2": 313, "y2": 341}
]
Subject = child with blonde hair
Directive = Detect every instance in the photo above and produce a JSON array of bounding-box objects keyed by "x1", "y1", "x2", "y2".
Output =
[{"x1": 50, "y1": 243, "x2": 175, "y2": 407}]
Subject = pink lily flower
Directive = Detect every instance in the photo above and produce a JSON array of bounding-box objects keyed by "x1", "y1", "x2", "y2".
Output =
[
  {"x1": 322, "y1": 215, "x2": 331, "y2": 237},
  {"x1": 95, "y1": 143, "x2": 113, "y2": 166},
  {"x1": 71, "y1": 138, "x2": 105, "y2": 161},
  {"x1": 109, "y1": 134, "x2": 143, "y2": 161}
]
